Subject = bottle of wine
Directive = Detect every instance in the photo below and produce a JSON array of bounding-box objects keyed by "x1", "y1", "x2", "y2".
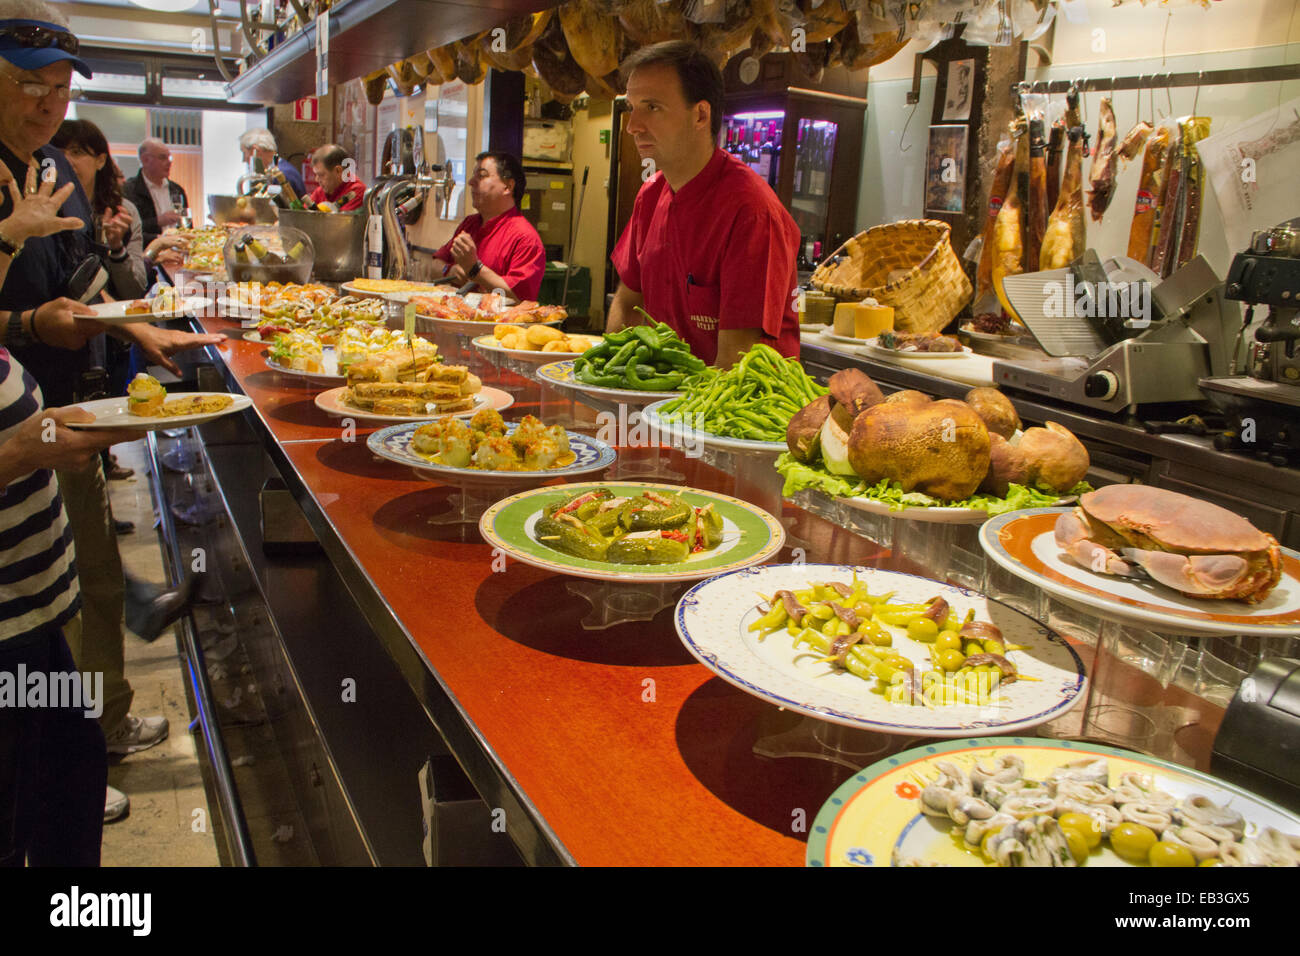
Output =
[
  {"x1": 756, "y1": 122, "x2": 773, "y2": 181},
  {"x1": 792, "y1": 124, "x2": 805, "y2": 196},
  {"x1": 766, "y1": 120, "x2": 781, "y2": 189}
]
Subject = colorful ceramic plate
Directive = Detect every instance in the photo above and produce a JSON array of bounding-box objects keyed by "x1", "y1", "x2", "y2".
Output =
[
  {"x1": 472, "y1": 334, "x2": 602, "y2": 363},
  {"x1": 66, "y1": 393, "x2": 251, "y2": 431},
  {"x1": 536, "y1": 360, "x2": 683, "y2": 404},
  {"x1": 642, "y1": 398, "x2": 787, "y2": 455},
  {"x1": 859, "y1": 337, "x2": 973, "y2": 360},
  {"x1": 368, "y1": 421, "x2": 616, "y2": 484},
  {"x1": 676, "y1": 564, "x2": 1086, "y2": 737},
  {"x1": 981, "y1": 508, "x2": 1300, "y2": 637},
  {"x1": 807, "y1": 737, "x2": 1300, "y2": 867},
  {"x1": 479, "y1": 482, "x2": 785, "y2": 583},
  {"x1": 87, "y1": 296, "x2": 212, "y2": 324},
  {"x1": 314, "y1": 386, "x2": 511, "y2": 424}
]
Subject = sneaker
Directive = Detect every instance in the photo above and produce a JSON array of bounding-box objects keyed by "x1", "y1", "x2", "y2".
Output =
[
  {"x1": 105, "y1": 713, "x2": 170, "y2": 755},
  {"x1": 105, "y1": 785, "x2": 129, "y2": 823}
]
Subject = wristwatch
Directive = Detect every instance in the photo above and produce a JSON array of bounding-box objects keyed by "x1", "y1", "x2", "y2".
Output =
[
  {"x1": 466, "y1": 260, "x2": 483, "y2": 280},
  {"x1": 5, "y1": 310, "x2": 33, "y2": 348},
  {"x1": 0, "y1": 230, "x2": 23, "y2": 260}
]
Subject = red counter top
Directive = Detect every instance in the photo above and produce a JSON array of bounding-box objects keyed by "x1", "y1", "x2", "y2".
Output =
[{"x1": 196, "y1": 314, "x2": 1228, "y2": 865}]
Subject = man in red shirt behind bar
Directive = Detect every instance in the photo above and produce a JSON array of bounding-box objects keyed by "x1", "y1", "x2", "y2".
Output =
[
  {"x1": 432, "y1": 151, "x2": 546, "y2": 302},
  {"x1": 305, "y1": 144, "x2": 366, "y2": 211},
  {"x1": 610, "y1": 41, "x2": 801, "y2": 368}
]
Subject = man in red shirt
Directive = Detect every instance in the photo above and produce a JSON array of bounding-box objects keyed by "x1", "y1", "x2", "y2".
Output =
[
  {"x1": 432, "y1": 151, "x2": 546, "y2": 302},
  {"x1": 305, "y1": 144, "x2": 365, "y2": 212},
  {"x1": 610, "y1": 42, "x2": 800, "y2": 368}
]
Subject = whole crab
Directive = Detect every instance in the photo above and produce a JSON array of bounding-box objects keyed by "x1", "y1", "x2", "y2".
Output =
[{"x1": 1054, "y1": 485, "x2": 1282, "y2": 603}]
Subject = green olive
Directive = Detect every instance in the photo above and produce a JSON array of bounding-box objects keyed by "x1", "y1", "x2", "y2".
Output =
[
  {"x1": 936, "y1": 649, "x2": 965, "y2": 672},
  {"x1": 1058, "y1": 812, "x2": 1102, "y2": 849},
  {"x1": 1148, "y1": 841, "x2": 1196, "y2": 868},
  {"x1": 1062, "y1": 826, "x2": 1090, "y2": 865},
  {"x1": 964, "y1": 641, "x2": 985, "y2": 657},
  {"x1": 867, "y1": 627, "x2": 893, "y2": 647},
  {"x1": 1110, "y1": 823, "x2": 1158, "y2": 863},
  {"x1": 907, "y1": 619, "x2": 939, "y2": 642},
  {"x1": 934, "y1": 631, "x2": 962, "y2": 651}
]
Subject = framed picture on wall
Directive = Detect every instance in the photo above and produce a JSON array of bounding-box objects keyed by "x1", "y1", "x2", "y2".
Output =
[
  {"x1": 924, "y1": 125, "x2": 968, "y2": 216},
  {"x1": 942, "y1": 58, "x2": 976, "y2": 122}
]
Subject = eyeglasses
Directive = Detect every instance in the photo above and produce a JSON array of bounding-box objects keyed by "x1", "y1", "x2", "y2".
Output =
[
  {"x1": 3, "y1": 71, "x2": 76, "y2": 101},
  {"x1": 0, "y1": 25, "x2": 79, "y2": 55}
]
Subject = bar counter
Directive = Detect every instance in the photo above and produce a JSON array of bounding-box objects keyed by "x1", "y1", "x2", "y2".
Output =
[{"x1": 183, "y1": 314, "x2": 1239, "y2": 866}]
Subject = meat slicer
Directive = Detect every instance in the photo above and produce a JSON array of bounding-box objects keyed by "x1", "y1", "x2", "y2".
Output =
[{"x1": 993, "y1": 251, "x2": 1238, "y2": 416}]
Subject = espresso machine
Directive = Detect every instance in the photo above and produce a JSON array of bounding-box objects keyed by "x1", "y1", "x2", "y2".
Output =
[
  {"x1": 1198, "y1": 219, "x2": 1300, "y2": 464},
  {"x1": 363, "y1": 127, "x2": 455, "y2": 280}
]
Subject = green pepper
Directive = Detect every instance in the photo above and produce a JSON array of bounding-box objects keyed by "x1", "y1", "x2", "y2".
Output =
[
  {"x1": 632, "y1": 325, "x2": 661, "y2": 351},
  {"x1": 605, "y1": 338, "x2": 640, "y2": 371}
]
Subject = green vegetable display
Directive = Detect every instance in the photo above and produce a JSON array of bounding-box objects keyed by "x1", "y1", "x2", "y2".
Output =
[
  {"x1": 774, "y1": 452, "x2": 1092, "y2": 516},
  {"x1": 574, "y1": 309, "x2": 705, "y2": 391},
  {"x1": 535, "y1": 487, "x2": 724, "y2": 564},
  {"x1": 654, "y1": 344, "x2": 827, "y2": 443}
]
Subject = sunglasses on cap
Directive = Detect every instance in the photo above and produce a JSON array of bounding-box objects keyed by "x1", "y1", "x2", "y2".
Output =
[{"x1": 0, "y1": 24, "x2": 79, "y2": 55}]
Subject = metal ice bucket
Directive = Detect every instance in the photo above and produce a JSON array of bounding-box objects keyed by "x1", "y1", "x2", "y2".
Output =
[{"x1": 275, "y1": 207, "x2": 367, "y2": 282}]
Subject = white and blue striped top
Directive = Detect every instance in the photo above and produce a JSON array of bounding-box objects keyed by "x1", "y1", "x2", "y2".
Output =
[{"x1": 0, "y1": 348, "x2": 79, "y2": 642}]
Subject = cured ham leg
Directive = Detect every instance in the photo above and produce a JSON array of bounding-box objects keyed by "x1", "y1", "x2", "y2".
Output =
[
  {"x1": 976, "y1": 136, "x2": 1016, "y2": 304},
  {"x1": 1040, "y1": 126, "x2": 1086, "y2": 270},
  {"x1": 1087, "y1": 97, "x2": 1118, "y2": 222},
  {"x1": 1126, "y1": 125, "x2": 1171, "y2": 263}
]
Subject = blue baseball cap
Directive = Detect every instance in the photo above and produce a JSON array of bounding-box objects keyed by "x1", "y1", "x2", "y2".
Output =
[{"x1": 0, "y1": 20, "x2": 92, "y2": 78}]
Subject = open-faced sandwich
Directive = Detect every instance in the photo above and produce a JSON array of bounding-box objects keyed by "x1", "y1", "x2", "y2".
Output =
[{"x1": 127, "y1": 373, "x2": 167, "y2": 416}]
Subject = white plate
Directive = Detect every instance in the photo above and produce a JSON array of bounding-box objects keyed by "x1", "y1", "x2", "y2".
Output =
[
  {"x1": 536, "y1": 360, "x2": 683, "y2": 404},
  {"x1": 67, "y1": 393, "x2": 251, "y2": 430},
  {"x1": 313, "y1": 385, "x2": 513, "y2": 424},
  {"x1": 838, "y1": 493, "x2": 996, "y2": 525},
  {"x1": 676, "y1": 563, "x2": 1087, "y2": 736},
  {"x1": 980, "y1": 508, "x2": 1300, "y2": 637},
  {"x1": 340, "y1": 280, "x2": 450, "y2": 299},
  {"x1": 472, "y1": 333, "x2": 601, "y2": 362},
  {"x1": 818, "y1": 329, "x2": 873, "y2": 346},
  {"x1": 87, "y1": 297, "x2": 212, "y2": 324},
  {"x1": 264, "y1": 351, "x2": 344, "y2": 383},
  {"x1": 859, "y1": 337, "x2": 972, "y2": 360},
  {"x1": 642, "y1": 398, "x2": 787, "y2": 455}
]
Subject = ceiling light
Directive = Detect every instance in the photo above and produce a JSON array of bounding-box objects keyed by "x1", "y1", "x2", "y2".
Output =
[{"x1": 127, "y1": 0, "x2": 201, "y2": 12}]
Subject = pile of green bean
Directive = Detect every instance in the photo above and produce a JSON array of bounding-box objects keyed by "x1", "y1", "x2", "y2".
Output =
[
  {"x1": 573, "y1": 309, "x2": 705, "y2": 391},
  {"x1": 655, "y1": 344, "x2": 827, "y2": 442}
]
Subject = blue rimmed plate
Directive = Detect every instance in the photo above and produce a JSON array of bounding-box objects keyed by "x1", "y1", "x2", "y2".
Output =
[
  {"x1": 367, "y1": 420, "x2": 616, "y2": 485},
  {"x1": 674, "y1": 563, "x2": 1086, "y2": 737}
]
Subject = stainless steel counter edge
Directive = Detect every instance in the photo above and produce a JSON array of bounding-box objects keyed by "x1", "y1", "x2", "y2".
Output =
[
  {"x1": 196, "y1": 339, "x2": 576, "y2": 867},
  {"x1": 800, "y1": 339, "x2": 1299, "y2": 494}
]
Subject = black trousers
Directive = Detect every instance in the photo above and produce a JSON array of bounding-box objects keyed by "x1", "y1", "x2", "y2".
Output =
[{"x1": 0, "y1": 622, "x2": 106, "y2": 867}]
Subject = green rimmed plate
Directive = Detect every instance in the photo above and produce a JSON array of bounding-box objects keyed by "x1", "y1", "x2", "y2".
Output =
[
  {"x1": 807, "y1": 737, "x2": 1300, "y2": 867},
  {"x1": 478, "y1": 481, "x2": 786, "y2": 583}
]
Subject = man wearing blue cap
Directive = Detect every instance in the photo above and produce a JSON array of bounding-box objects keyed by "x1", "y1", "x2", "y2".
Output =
[{"x1": 0, "y1": 0, "x2": 225, "y2": 835}]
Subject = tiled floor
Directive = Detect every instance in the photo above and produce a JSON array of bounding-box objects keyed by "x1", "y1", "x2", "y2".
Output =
[{"x1": 103, "y1": 439, "x2": 220, "y2": 866}]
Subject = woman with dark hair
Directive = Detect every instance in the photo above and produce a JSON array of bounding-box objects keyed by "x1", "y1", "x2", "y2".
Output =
[{"x1": 51, "y1": 119, "x2": 148, "y2": 300}]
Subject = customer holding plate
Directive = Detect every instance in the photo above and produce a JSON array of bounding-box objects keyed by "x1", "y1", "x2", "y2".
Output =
[
  {"x1": 430, "y1": 150, "x2": 545, "y2": 302},
  {"x1": 608, "y1": 41, "x2": 801, "y2": 369}
]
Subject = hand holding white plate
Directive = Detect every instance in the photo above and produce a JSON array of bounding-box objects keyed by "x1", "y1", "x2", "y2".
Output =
[{"x1": 66, "y1": 393, "x2": 251, "y2": 430}]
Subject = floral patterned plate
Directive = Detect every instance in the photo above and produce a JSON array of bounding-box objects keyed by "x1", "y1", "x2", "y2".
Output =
[{"x1": 807, "y1": 737, "x2": 1300, "y2": 867}]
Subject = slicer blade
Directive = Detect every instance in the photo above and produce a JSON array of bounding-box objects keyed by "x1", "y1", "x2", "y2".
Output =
[{"x1": 996, "y1": 267, "x2": 1108, "y2": 357}]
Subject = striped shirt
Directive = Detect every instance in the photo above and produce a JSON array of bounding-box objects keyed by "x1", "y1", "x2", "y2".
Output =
[{"x1": 0, "y1": 347, "x2": 79, "y2": 641}]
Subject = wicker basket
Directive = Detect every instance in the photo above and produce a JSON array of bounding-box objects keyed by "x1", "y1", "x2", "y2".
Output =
[{"x1": 810, "y1": 220, "x2": 972, "y2": 334}]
